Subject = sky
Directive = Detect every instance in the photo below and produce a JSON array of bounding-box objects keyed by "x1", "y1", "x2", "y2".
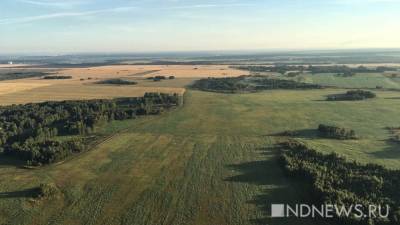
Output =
[{"x1": 0, "y1": 0, "x2": 400, "y2": 54}]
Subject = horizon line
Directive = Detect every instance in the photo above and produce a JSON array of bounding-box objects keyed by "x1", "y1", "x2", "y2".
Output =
[{"x1": 2, "y1": 47, "x2": 400, "y2": 57}]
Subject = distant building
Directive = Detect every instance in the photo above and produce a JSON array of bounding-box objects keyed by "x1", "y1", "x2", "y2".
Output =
[{"x1": 8, "y1": 61, "x2": 13, "y2": 65}]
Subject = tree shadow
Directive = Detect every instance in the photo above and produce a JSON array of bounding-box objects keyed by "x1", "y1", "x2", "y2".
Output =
[
  {"x1": 370, "y1": 140, "x2": 400, "y2": 159},
  {"x1": 225, "y1": 160, "x2": 276, "y2": 185},
  {"x1": 269, "y1": 129, "x2": 319, "y2": 140},
  {"x1": 224, "y1": 146, "x2": 334, "y2": 225},
  {"x1": 0, "y1": 188, "x2": 39, "y2": 199},
  {"x1": 384, "y1": 97, "x2": 400, "y2": 100},
  {"x1": 0, "y1": 153, "x2": 25, "y2": 168}
]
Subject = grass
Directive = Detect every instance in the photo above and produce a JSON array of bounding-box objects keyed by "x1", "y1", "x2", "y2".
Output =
[
  {"x1": 1, "y1": 88, "x2": 400, "y2": 224},
  {"x1": 296, "y1": 72, "x2": 400, "y2": 89}
]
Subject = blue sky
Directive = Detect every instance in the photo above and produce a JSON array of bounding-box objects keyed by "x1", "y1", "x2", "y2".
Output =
[{"x1": 1, "y1": 0, "x2": 400, "y2": 53}]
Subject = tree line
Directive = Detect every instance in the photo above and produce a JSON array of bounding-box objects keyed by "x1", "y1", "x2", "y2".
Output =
[
  {"x1": 146, "y1": 76, "x2": 175, "y2": 82},
  {"x1": 0, "y1": 93, "x2": 181, "y2": 165},
  {"x1": 279, "y1": 140, "x2": 400, "y2": 225},
  {"x1": 0, "y1": 71, "x2": 49, "y2": 81},
  {"x1": 234, "y1": 65, "x2": 397, "y2": 76},
  {"x1": 97, "y1": 78, "x2": 137, "y2": 85},
  {"x1": 42, "y1": 75, "x2": 72, "y2": 79},
  {"x1": 191, "y1": 76, "x2": 322, "y2": 93},
  {"x1": 327, "y1": 90, "x2": 376, "y2": 101}
]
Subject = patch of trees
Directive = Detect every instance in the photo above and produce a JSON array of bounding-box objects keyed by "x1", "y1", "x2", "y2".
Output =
[
  {"x1": 286, "y1": 72, "x2": 301, "y2": 77},
  {"x1": 191, "y1": 76, "x2": 322, "y2": 93},
  {"x1": 318, "y1": 124, "x2": 357, "y2": 140},
  {"x1": 309, "y1": 65, "x2": 397, "y2": 75},
  {"x1": 0, "y1": 71, "x2": 50, "y2": 81},
  {"x1": 252, "y1": 77, "x2": 321, "y2": 90},
  {"x1": 327, "y1": 90, "x2": 376, "y2": 101},
  {"x1": 279, "y1": 140, "x2": 400, "y2": 225},
  {"x1": 235, "y1": 65, "x2": 397, "y2": 76},
  {"x1": 97, "y1": 78, "x2": 137, "y2": 85},
  {"x1": 235, "y1": 65, "x2": 306, "y2": 75},
  {"x1": 0, "y1": 93, "x2": 181, "y2": 165},
  {"x1": 146, "y1": 76, "x2": 168, "y2": 82},
  {"x1": 42, "y1": 75, "x2": 72, "y2": 80},
  {"x1": 191, "y1": 77, "x2": 252, "y2": 93}
]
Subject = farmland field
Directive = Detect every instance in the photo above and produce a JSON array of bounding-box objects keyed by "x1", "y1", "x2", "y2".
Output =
[
  {"x1": 1, "y1": 86, "x2": 400, "y2": 224},
  {"x1": 0, "y1": 65, "x2": 246, "y2": 105},
  {"x1": 296, "y1": 73, "x2": 400, "y2": 89},
  {"x1": 3, "y1": 0, "x2": 400, "y2": 223}
]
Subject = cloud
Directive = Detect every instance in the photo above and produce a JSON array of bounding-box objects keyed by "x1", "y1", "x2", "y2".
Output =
[
  {"x1": 16, "y1": 0, "x2": 90, "y2": 8},
  {"x1": 333, "y1": 0, "x2": 400, "y2": 4},
  {"x1": 0, "y1": 7, "x2": 137, "y2": 25},
  {"x1": 0, "y1": 2, "x2": 255, "y2": 25},
  {"x1": 167, "y1": 3, "x2": 255, "y2": 9}
]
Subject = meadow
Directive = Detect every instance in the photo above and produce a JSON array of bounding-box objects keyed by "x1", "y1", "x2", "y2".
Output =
[
  {"x1": 296, "y1": 72, "x2": 400, "y2": 89},
  {"x1": 1, "y1": 85, "x2": 400, "y2": 224}
]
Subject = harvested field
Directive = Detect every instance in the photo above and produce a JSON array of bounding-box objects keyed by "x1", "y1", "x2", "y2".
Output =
[
  {"x1": 0, "y1": 64, "x2": 32, "y2": 68},
  {"x1": 52, "y1": 65, "x2": 247, "y2": 79},
  {"x1": 0, "y1": 83, "x2": 184, "y2": 105},
  {"x1": 0, "y1": 82, "x2": 52, "y2": 96},
  {"x1": 0, "y1": 65, "x2": 244, "y2": 105}
]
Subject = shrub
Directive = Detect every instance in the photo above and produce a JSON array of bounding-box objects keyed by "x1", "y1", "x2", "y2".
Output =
[
  {"x1": 318, "y1": 124, "x2": 357, "y2": 140},
  {"x1": 36, "y1": 183, "x2": 60, "y2": 198}
]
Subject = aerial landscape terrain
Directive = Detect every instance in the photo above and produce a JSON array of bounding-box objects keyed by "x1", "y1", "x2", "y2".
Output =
[
  {"x1": 2, "y1": 0, "x2": 400, "y2": 224},
  {"x1": 0, "y1": 51, "x2": 400, "y2": 225}
]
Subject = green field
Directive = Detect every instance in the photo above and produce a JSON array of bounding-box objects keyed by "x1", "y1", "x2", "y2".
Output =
[
  {"x1": 1, "y1": 88, "x2": 400, "y2": 225},
  {"x1": 297, "y1": 73, "x2": 400, "y2": 89}
]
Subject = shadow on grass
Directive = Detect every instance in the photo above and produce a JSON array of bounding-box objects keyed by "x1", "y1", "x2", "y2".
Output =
[
  {"x1": 370, "y1": 140, "x2": 400, "y2": 159},
  {"x1": 269, "y1": 129, "x2": 319, "y2": 140},
  {"x1": 0, "y1": 153, "x2": 25, "y2": 168},
  {"x1": 384, "y1": 97, "x2": 400, "y2": 100},
  {"x1": 0, "y1": 188, "x2": 39, "y2": 199},
  {"x1": 225, "y1": 160, "x2": 274, "y2": 185},
  {"x1": 224, "y1": 146, "x2": 333, "y2": 225}
]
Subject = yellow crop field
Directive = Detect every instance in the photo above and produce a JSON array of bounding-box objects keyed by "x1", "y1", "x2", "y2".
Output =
[
  {"x1": 55, "y1": 65, "x2": 247, "y2": 79},
  {"x1": 0, "y1": 83, "x2": 185, "y2": 105},
  {"x1": 0, "y1": 65, "x2": 245, "y2": 105}
]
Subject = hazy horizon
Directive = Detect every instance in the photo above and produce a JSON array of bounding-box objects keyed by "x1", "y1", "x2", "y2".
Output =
[{"x1": 1, "y1": 0, "x2": 400, "y2": 54}]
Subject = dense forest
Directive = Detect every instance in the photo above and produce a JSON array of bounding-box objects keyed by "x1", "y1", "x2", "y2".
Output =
[
  {"x1": 318, "y1": 124, "x2": 358, "y2": 140},
  {"x1": 97, "y1": 78, "x2": 137, "y2": 85},
  {"x1": 327, "y1": 90, "x2": 376, "y2": 101},
  {"x1": 191, "y1": 76, "x2": 322, "y2": 93},
  {"x1": 42, "y1": 75, "x2": 73, "y2": 79},
  {"x1": 0, "y1": 93, "x2": 181, "y2": 165},
  {"x1": 235, "y1": 65, "x2": 397, "y2": 76},
  {"x1": 279, "y1": 140, "x2": 400, "y2": 225}
]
